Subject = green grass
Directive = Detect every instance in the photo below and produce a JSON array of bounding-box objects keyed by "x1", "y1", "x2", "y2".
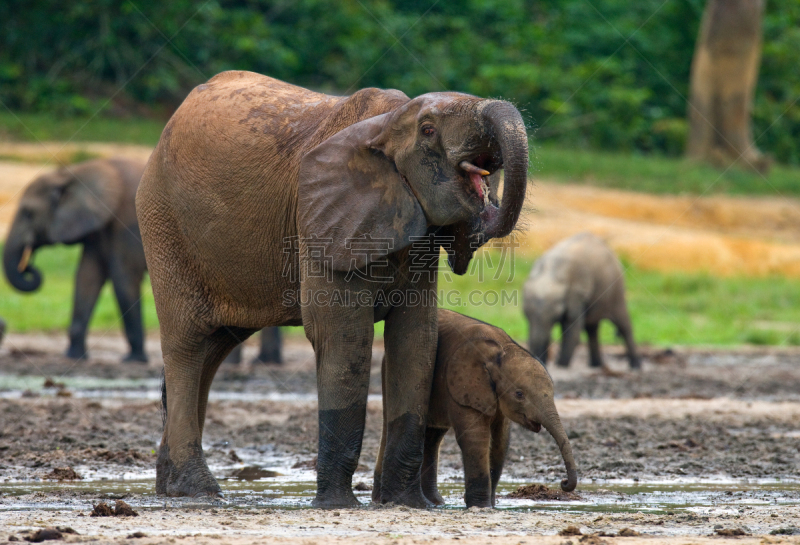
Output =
[
  {"x1": 0, "y1": 111, "x2": 165, "y2": 146},
  {"x1": 2, "y1": 244, "x2": 799, "y2": 348},
  {"x1": 0, "y1": 245, "x2": 158, "y2": 335},
  {"x1": 533, "y1": 143, "x2": 800, "y2": 197},
  {"x1": 439, "y1": 248, "x2": 800, "y2": 347}
]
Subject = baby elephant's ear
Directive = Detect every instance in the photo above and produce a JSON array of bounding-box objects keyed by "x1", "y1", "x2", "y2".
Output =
[
  {"x1": 446, "y1": 339, "x2": 504, "y2": 417},
  {"x1": 297, "y1": 113, "x2": 428, "y2": 272}
]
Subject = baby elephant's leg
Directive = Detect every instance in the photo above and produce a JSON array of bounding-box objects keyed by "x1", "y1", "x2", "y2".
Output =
[
  {"x1": 489, "y1": 418, "x2": 510, "y2": 507},
  {"x1": 454, "y1": 416, "x2": 492, "y2": 508},
  {"x1": 421, "y1": 427, "x2": 448, "y2": 506}
]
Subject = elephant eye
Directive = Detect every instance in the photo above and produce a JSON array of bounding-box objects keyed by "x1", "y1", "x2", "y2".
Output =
[
  {"x1": 515, "y1": 390, "x2": 524, "y2": 400},
  {"x1": 421, "y1": 124, "x2": 436, "y2": 137}
]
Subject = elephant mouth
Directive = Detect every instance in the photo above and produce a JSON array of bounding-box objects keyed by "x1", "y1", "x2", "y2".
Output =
[
  {"x1": 521, "y1": 414, "x2": 542, "y2": 433},
  {"x1": 459, "y1": 153, "x2": 501, "y2": 206}
]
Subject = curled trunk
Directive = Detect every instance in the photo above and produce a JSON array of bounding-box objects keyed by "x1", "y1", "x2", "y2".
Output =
[
  {"x1": 480, "y1": 101, "x2": 529, "y2": 239},
  {"x1": 3, "y1": 242, "x2": 42, "y2": 292},
  {"x1": 542, "y1": 409, "x2": 578, "y2": 492}
]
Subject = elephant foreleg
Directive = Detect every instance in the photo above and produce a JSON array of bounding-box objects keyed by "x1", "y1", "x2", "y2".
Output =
[
  {"x1": 372, "y1": 356, "x2": 389, "y2": 504},
  {"x1": 489, "y1": 417, "x2": 510, "y2": 507},
  {"x1": 421, "y1": 427, "x2": 448, "y2": 506},
  {"x1": 67, "y1": 245, "x2": 108, "y2": 359},
  {"x1": 108, "y1": 254, "x2": 147, "y2": 362},
  {"x1": 454, "y1": 414, "x2": 492, "y2": 508},
  {"x1": 303, "y1": 286, "x2": 374, "y2": 508},
  {"x1": 585, "y1": 322, "x2": 604, "y2": 368},
  {"x1": 379, "y1": 299, "x2": 438, "y2": 508}
]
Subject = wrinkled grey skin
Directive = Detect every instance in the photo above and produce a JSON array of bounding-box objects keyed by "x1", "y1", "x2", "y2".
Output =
[
  {"x1": 524, "y1": 233, "x2": 639, "y2": 369},
  {"x1": 224, "y1": 327, "x2": 282, "y2": 364},
  {"x1": 136, "y1": 72, "x2": 529, "y2": 508},
  {"x1": 3, "y1": 158, "x2": 148, "y2": 362}
]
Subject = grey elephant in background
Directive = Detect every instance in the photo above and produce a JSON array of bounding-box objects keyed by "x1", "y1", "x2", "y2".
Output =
[
  {"x1": 524, "y1": 232, "x2": 639, "y2": 369},
  {"x1": 3, "y1": 158, "x2": 148, "y2": 362},
  {"x1": 224, "y1": 327, "x2": 282, "y2": 364}
]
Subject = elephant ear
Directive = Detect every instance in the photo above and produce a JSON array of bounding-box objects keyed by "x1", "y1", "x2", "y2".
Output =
[
  {"x1": 48, "y1": 163, "x2": 124, "y2": 243},
  {"x1": 446, "y1": 338, "x2": 504, "y2": 416},
  {"x1": 297, "y1": 113, "x2": 428, "y2": 271}
]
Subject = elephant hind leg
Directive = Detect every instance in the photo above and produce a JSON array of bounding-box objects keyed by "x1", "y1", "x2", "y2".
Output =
[
  {"x1": 585, "y1": 322, "x2": 604, "y2": 368},
  {"x1": 157, "y1": 325, "x2": 256, "y2": 498}
]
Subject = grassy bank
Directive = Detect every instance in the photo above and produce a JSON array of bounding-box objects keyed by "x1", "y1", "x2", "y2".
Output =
[
  {"x1": 534, "y1": 144, "x2": 800, "y2": 198},
  {"x1": 0, "y1": 111, "x2": 165, "y2": 146},
  {"x1": 0, "y1": 245, "x2": 798, "y2": 348}
]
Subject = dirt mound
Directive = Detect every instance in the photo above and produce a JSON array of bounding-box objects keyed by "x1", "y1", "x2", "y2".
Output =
[
  {"x1": 506, "y1": 483, "x2": 580, "y2": 501},
  {"x1": 90, "y1": 500, "x2": 138, "y2": 517},
  {"x1": 44, "y1": 467, "x2": 81, "y2": 481},
  {"x1": 229, "y1": 466, "x2": 282, "y2": 480}
]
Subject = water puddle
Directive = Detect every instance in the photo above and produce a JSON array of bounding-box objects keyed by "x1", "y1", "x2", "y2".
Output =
[{"x1": 3, "y1": 477, "x2": 799, "y2": 514}]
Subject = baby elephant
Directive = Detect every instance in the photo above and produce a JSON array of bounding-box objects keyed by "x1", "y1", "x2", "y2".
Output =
[
  {"x1": 373, "y1": 309, "x2": 577, "y2": 508},
  {"x1": 524, "y1": 232, "x2": 639, "y2": 369}
]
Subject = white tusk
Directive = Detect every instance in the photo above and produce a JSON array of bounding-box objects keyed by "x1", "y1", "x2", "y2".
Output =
[
  {"x1": 459, "y1": 161, "x2": 490, "y2": 177},
  {"x1": 18, "y1": 245, "x2": 32, "y2": 273}
]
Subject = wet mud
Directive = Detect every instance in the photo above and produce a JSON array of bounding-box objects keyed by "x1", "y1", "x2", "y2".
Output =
[{"x1": 2, "y1": 336, "x2": 800, "y2": 542}]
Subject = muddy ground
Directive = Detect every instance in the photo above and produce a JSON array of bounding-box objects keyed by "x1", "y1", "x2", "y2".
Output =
[{"x1": 2, "y1": 334, "x2": 800, "y2": 543}]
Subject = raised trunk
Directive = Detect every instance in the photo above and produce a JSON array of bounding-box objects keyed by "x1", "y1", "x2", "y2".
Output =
[
  {"x1": 686, "y1": 0, "x2": 768, "y2": 173},
  {"x1": 445, "y1": 101, "x2": 530, "y2": 275},
  {"x1": 3, "y1": 240, "x2": 42, "y2": 292},
  {"x1": 480, "y1": 100, "x2": 529, "y2": 239},
  {"x1": 542, "y1": 409, "x2": 578, "y2": 492}
]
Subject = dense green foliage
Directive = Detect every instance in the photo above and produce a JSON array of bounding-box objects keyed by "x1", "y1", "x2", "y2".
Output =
[
  {"x1": 1, "y1": 244, "x2": 798, "y2": 347},
  {"x1": 1, "y1": 1, "x2": 799, "y2": 162}
]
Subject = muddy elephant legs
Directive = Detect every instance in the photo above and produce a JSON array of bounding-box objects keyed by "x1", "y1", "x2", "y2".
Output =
[
  {"x1": 557, "y1": 313, "x2": 583, "y2": 368},
  {"x1": 108, "y1": 255, "x2": 147, "y2": 363},
  {"x1": 612, "y1": 310, "x2": 641, "y2": 370},
  {"x1": 157, "y1": 327, "x2": 254, "y2": 497},
  {"x1": 585, "y1": 322, "x2": 604, "y2": 368},
  {"x1": 378, "y1": 302, "x2": 437, "y2": 508},
  {"x1": 67, "y1": 246, "x2": 108, "y2": 359},
  {"x1": 304, "y1": 295, "x2": 374, "y2": 508},
  {"x1": 420, "y1": 427, "x2": 447, "y2": 505}
]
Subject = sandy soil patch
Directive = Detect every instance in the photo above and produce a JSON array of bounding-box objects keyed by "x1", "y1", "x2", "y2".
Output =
[{"x1": 517, "y1": 181, "x2": 800, "y2": 277}]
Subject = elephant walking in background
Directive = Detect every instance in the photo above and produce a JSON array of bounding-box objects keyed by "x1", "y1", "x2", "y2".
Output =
[
  {"x1": 224, "y1": 327, "x2": 282, "y2": 364},
  {"x1": 137, "y1": 71, "x2": 529, "y2": 506},
  {"x1": 524, "y1": 232, "x2": 639, "y2": 369},
  {"x1": 374, "y1": 310, "x2": 577, "y2": 508},
  {"x1": 3, "y1": 158, "x2": 148, "y2": 362}
]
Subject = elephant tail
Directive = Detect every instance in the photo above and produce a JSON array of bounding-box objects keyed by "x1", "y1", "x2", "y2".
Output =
[{"x1": 160, "y1": 368, "x2": 167, "y2": 426}]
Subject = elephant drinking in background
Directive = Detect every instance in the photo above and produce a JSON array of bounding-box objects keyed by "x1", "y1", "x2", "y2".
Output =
[
  {"x1": 524, "y1": 232, "x2": 639, "y2": 369},
  {"x1": 3, "y1": 158, "x2": 148, "y2": 362},
  {"x1": 137, "y1": 71, "x2": 529, "y2": 507}
]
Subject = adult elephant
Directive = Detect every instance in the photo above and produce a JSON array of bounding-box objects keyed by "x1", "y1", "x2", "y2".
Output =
[
  {"x1": 4, "y1": 158, "x2": 148, "y2": 362},
  {"x1": 137, "y1": 71, "x2": 529, "y2": 507}
]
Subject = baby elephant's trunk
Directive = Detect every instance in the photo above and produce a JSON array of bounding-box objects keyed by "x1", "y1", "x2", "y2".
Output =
[{"x1": 542, "y1": 409, "x2": 578, "y2": 492}]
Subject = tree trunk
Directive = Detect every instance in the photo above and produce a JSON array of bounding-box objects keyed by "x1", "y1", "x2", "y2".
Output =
[{"x1": 686, "y1": 0, "x2": 769, "y2": 173}]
